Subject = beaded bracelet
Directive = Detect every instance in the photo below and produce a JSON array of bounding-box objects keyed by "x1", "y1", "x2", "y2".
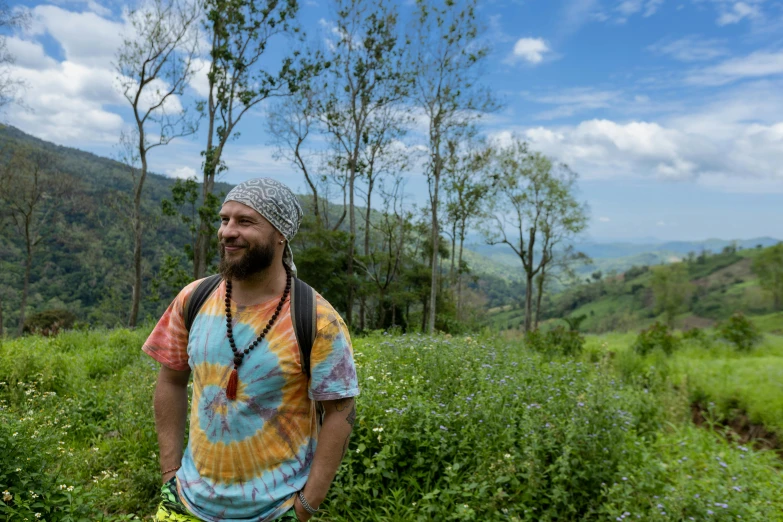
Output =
[
  {"x1": 161, "y1": 465, "x2": 181, "y2": 475},
  {"x1": 298, "y1": 490, "x2": 318, "y2": 515}
]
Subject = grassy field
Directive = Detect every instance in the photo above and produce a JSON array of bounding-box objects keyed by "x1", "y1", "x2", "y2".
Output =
[{"x1": 1, "y1": 327, "x2": 782, "y2": 521}]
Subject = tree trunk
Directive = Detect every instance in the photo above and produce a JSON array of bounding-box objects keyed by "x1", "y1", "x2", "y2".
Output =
[
  {"x1": 449, "y1": 221, "x2": 456, "y2": 286},
  {"x1": 0, "y1": 293, "x2": 4, "y2": 337},
  {"x1": 18, "y1": 235, "x2": 32, "y2": 336},
  {"x1": 524, "y1": 273, "x2": 534, "y2": 332},
  {"x1": 428, "y1": 162, "x2": 440, "y2": 334},
  {"x1": 534, "y1": 271, "x2": 545, "y2": 330},
  {"x1": 194, "y1": 173, "x2": 214, "y2": 280},
  {"x1": 195, "y1": 79, "x2": 218, "y2": 281},
  {"x1": 358, "y1": 179, "x2": 374, "y2": 332},
  {"x1": 421, "y1": 295, "x2": 428, "y2": 333},
  {"x1": 457, "y1": 231, "x2": 465, "y2": 321},
  {"x1": 128, "y1": 147, "x2": 148, "y2": 328},
  {"x1": 346, "y1": 165, "x2": 356, "y2": 327}
]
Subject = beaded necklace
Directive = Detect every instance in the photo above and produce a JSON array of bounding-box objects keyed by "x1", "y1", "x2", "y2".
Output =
[{"x1": 224, "y1": 267, "x2": 291, "y2": 400}]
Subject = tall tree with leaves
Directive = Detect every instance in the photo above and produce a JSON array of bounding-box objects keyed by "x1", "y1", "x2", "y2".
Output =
[
  {"x1": 651, "y1": 262, "x2": 693, "y2": 327},
  {"x1": 0, "y1": 149, "x2": 75, "y2": 335},
  {"x1": 115, "y1": 0, "x2": 201, "y2": 326},
  {"x1": 410, "y1": 0, "x2": 495, "y2": 333},
  {"x1": 193, "y1": 0, "x2": 312, "y2": 278},
  {"x1": 319, "y1": 0, "x2": 409, "y2": 326},
  {"x1": 443, "y1": 136, "x2": 491, "y2": 318},
  {"x1": 484, "y1": 139, "x2": 588, "y2": 332},
  {"x1": 752, "y1": 242, "x2": 783, "y2": 311}
]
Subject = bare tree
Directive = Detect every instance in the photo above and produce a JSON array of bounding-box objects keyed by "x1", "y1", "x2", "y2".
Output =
[
  {"x1": 484, "y1": 138, "x2": 589, "y2": 332},
  {"x1": 193, "y1": 0, "x2": 315, "y2": 279},
  {"x1": 0, "y1": 1, "x2": 30, "y2": 111},
  {"x1": 319, "y1": 0, "x2": 409, "y2": 326},
  {"x1": 267, "y1": 83, "x2": 322, "y2": 222},
  {"x1": 115, "y1": 0, "x2": 201, "y2": 326},
  {"x1": 0, "y1": 149, "x2": 74, "y2": 335},
  {"x1": 410, "y1": 0, "x2": 495, "y2": 333}
]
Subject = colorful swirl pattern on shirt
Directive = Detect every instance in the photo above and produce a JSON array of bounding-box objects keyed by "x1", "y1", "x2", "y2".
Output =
[{"x1": 143, "y1": 279, "x2": 359, "y2": 522}]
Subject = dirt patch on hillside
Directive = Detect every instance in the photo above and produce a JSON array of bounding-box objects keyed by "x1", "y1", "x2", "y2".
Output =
[
  {"x1": 691, "y1": 402, "x2": 781, "y2": 458},
  {"x1": 693, "y1": 258, "x2": 754, "y2": 289},
  {"x1": 680, "y1": 315, "x2": 716, "y2": 330}
]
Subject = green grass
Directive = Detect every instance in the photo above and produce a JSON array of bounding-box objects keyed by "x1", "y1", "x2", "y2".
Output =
[
  {"x1": 2, "y1": 329, "x2": 783, "y2": 521},
  {"x1": 752, "y1": 312, "x2": 783, "y2": 333}
]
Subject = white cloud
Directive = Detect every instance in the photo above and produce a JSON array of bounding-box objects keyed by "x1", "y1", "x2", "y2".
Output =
[
  {"x1": 5, "y1": 37, "x2": 57, "y2": 70},
  {"x1": 29, "y1": 6, "x2": 125, "y2": 69},
  {"x1": 716, "y1": 1, "x2": 761, "y2": 25},
  {"x1": 509, "y1": 38, "x2": 551, "y2": 65},
  {"x1": 643, "y1": 0, "x2": 665, "y2": 16},
  {"x1": 647, "y1": 35, "x2": 728, "y2": 62},
  {"x1": 686, "y1": 50, "x2": 783, "y2": 85},
  {"x1": 488, "y1": 82, "x2": 783, "y2": 192},
  {"x1": 525, "y1": 87, "x2": 622, "y2": 119},
  {"x1": 188, "y1": 58, "x2": 211, "y2": 98},
  {"x1": 598, "y1": 216, "x2": 611, "y2": 222},
  {"x1": 168, "y1": 166, "x2": 197, "y2": 179},
  {"x1": 7, "y1": 61, "x2": 125, "y2": 143}
]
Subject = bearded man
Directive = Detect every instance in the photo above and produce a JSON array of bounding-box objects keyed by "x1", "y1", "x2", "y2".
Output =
[{"x1": 143, "y1": 178, "x2": 359, "y2": 522}]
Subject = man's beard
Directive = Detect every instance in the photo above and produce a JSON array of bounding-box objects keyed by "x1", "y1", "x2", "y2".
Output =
[{"x1": 219, "y1": 234, "x2": 277, "y2": 281}]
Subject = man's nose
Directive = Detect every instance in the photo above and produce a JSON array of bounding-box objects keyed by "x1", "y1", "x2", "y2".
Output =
[{"x1": 220, "y1": 220, "x2": 239, "y2": 238}]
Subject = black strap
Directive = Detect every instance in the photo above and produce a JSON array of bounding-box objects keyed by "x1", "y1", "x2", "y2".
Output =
[
  {"x1": 183, "y1": 274, "x2": 317, "y2": 377},
  {"x1": 184, "y1": 274, "x2": 222, "y2": 332},
  {"x1": 291, "y1": 277, "x2": 317, "y2": 378}
]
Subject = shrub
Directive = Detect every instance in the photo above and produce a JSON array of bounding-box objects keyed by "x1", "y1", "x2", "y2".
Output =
[
  {"x1": 681, "y1": 327, "x2": 705, "y2": 341},
  {"x1": 525, "y1": 326, "x2": 585, "y2": 357},
  {"x1": 23, "y1": 309, "x2": 77, "y2": 336},
  {"x1": 633, "y1": 321, "x2": 681, "y2": 356},
  {"x1": 716, "y1": 312, "x2": 762, "y2": 352}
]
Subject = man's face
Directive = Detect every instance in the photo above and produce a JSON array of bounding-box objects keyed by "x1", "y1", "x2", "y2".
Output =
[{"x1": 218, "y1": 201, "x2": 281, "y2": 281}]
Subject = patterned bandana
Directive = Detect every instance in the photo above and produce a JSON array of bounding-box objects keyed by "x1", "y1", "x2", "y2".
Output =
[{"x1": 223, "y1": 178, "x2": 303, "y2": 275}]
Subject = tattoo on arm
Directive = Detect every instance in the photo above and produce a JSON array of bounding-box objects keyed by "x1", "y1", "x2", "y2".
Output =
[
  {"x1": 340, "y1": 402, "x2": 355, "y2": 458},
  {"x1": 346, "y1": 403, "x2": 356, "y2": 427},
  {"x1": 335, "y1": 398, "x2": 352, "y2": 412},
  {"x1": 341, "y1": 433, "x2": 351, "y2": 458}
]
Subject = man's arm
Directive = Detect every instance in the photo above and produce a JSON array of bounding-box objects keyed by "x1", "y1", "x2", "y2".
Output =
[
  {"x1": 154, "y1": 365, "x2": 191, "y2": 483},
  {"x1": 295, "y1": 397, "x2": 355, "y2": 521}
]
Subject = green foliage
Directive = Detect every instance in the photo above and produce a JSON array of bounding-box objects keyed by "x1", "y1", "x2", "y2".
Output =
[
  {"x1": 3, "y1": 329, "x2": 783, "y2": 520},
  {"x1": 681, "y1": 327, "x2": 707, "y2": 342},
  {"x1": 752, "y1": 242, "x2": 783, "y2": 310},
  {"x1": 525, "y1": 325, "x2": 586, "y2": 357},
  {"x1": 633, "y1": 322, "x2": 681, "y2": 356},
  {"x1": 716, "y1": 312, "x2": 763, "y2": 352},
  {"x1": 651, "y1": 263, "x2": 693, "y2": 327},
  {"x1": 23, "y1": 309, "x2": 77, "y2": 336}
]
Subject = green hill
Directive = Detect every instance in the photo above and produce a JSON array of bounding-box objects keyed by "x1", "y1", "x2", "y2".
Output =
[
  {"x1": 0, "y1": 125, "x2": 235, "y2": 330},
  {"x1": 487, "y1": 243, "x2": 782, "y2": 333}
]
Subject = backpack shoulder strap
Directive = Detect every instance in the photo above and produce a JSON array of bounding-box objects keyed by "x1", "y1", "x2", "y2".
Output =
[
  {"x1": 184, "y1": 274, "x2": 222, "y2": 332},
  {"x1": 290, "y1": 276, "x2": 317, "y2": 378}
]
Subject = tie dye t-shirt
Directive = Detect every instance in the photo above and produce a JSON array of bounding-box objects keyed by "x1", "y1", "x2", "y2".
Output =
[{"x1": 142, "y1": 279, "x2": 359, "y2": 522}]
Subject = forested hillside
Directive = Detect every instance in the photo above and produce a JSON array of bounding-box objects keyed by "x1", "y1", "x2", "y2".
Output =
[
  {"x1": 0, "y1": 125, "x2": 234, "y2": 331},
  {"x1": 490, "y1": 242, "x2": 783, "y2": 333}
]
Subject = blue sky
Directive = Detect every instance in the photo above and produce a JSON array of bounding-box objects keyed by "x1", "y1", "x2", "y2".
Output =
[{"x1": 3, "y1": 0, "x2": 783, "y2": 242}]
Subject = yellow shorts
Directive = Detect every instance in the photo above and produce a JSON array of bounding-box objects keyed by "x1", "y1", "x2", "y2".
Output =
[{"x1": 153, "y1": 477, "x2": 299, "y2": 521}]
